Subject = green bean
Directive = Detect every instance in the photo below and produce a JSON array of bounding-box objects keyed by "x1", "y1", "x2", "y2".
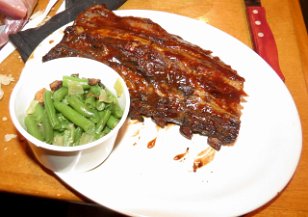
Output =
[
  {"x1": 106, "y1": 115, "x2": 119, "y2": 129},
  {"x1": 67, "y1": 95, "x2": 99, "y2": 123},
  {"x1": 106, "y1": 89, "x2": 117, "y2": 103},
  {"x1": 85, "y1": 96, "x2": 96, "y2": 109},
  {"x1": 53, "y1": 86, "x2": 68, "y2": 101},
  {"x1": 111, "y1": 102, "x2": 123, "y2": 118},
  {"x1": 62, "y1": 75, "x2": 90, "y2": 89},
  {"x1": 54, "y1": 101, "x2": 95, "y2": 133},
  {"x1": 96, "y1": 101, "x2": 105, "y2": 111},
  {"x1": 95, "y1": 126, "x2": 112, "y2": 139},
  {"x1": 73, "y1": 127, "x2": 83, "y2": 146},
  {"x1": 41, "y1": 110, "x2": 54, "y2": 143},
  {"x1": 30, "y1": 103, "x2": 54, "y2": 143},
  {"x1": 102, "y1": 126, "x2": 111, "y2": 135},
  {"x1": 31, "y1": 102, "x2": 45, "y2": 122},
  {"x1": 62, "y1": 124, "x2": 75, "y2": 146},
  {"x1": 95, "y1": 109, "x2": 111, "y2": 134},
  {"x1": 25, "y1": 115, "x2": 44, "y2": 141},
  {"x1": 94, "y1": 131, "x2": 103, "y2": 140},
  {"x1": 44, "y1": 90, "x2": 60, "y2": 129},
  {"x1": 56, "y1": 113, "x2": 70, "y2": 132},
  {"x1": 104, "y1": 103, "x2": 112, "y2": 111},
  {"x1": 89, "y1": 85, "x2": 101, "y2": 97}
]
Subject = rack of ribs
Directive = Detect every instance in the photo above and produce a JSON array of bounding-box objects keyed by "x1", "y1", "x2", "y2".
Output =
[{"x1": 42, "y1": 5, "x2": 246, "y2": 150}]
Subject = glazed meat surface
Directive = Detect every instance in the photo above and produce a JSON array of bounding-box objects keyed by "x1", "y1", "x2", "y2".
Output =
[{"x1": 42, "y1": 5, "x2": 246, "y2": 150}]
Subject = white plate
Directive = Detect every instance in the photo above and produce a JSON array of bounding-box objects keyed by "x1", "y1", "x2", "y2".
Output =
[{"x1": 24, "y1": 10, "x2": 302, "y2": 217}]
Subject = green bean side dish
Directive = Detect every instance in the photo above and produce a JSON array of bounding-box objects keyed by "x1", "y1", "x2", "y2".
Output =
[{"x1": 24, "y1": 74, "x2": 124, "y2": 147}]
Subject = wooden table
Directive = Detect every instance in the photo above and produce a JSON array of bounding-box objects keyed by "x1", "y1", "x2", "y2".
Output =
[{"x1": 0, "y1": 0, "x2": 307, "y2": 216}]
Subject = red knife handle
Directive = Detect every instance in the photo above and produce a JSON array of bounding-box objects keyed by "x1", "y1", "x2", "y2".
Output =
[{"x1": 246, "y1": 6, "x2": 285, "y2": 81}]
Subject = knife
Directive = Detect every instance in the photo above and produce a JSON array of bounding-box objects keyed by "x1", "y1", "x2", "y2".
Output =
[{"x1": 244, "y1": 0, "x2": 285, "y2": 81}]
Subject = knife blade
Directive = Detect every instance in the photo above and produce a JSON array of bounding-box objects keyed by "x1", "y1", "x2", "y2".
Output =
[{"x1": 244, "y1": 0, "x2": 285, "y2": 81}]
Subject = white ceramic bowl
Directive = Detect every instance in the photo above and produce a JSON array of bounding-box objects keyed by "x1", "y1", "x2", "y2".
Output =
[{"x1": 9, "y1": 57, "x2": 130, "y2": 173}]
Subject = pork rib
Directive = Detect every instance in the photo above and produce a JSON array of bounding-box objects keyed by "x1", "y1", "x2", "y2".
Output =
[{"x1": 42, "y1": 5, "x2": 246, "y2": 150}]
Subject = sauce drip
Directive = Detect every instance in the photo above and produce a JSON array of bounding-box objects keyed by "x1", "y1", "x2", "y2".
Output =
[
  {"x1": 173, "y1": 147, "x2": 189, "y2": 161},
  {"x1": 193, "y1": 147, "x2": 216, "y2": 172},
  {"x1": 147, "y1": 137, "x2": 157, "y2": 149}
]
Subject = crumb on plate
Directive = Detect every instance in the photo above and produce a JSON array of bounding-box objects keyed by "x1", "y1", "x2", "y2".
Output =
[
  {"x1": 0, "y1": 74, "x2": 15, "y2": 100},
  {"x1": 4, "y1": 134, "x2": 17, "y2": 142}
]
